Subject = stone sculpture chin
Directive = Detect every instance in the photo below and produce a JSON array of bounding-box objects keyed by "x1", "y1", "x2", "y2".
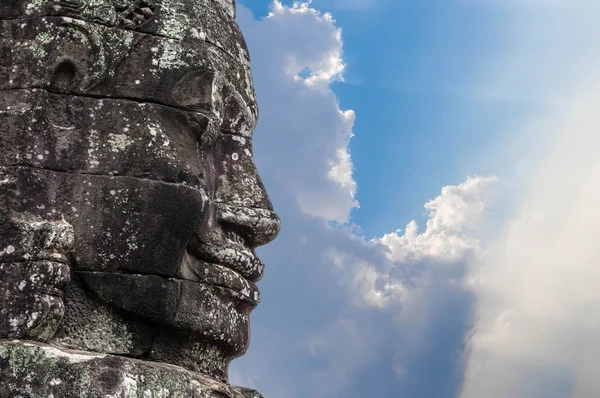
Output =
[{"x1": 0, "y1": 1, "x2": 279, "y2": 397}]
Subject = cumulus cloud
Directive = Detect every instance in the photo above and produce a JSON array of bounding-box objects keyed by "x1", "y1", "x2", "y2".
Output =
[
  {"x1": 323, "y1": 175, "x2": 496, "y2": 313},
  {"x1": 277, "y1": 174, "x2": 495, "y2": 397},
  {"x1": 379, "y1": 176, "x2": 496, "y2": 264},
  {"x1": 239, "y1": 1, "x2": 357, "y2": 224},
  {"x1": 233, "y1": 2, "x2": 496, "y2": 397},
  {"x1": 269, "y1": 1, "x2": 346, "y2": 86}
]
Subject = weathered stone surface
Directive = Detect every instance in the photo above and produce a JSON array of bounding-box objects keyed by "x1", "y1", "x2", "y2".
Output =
[
  {"x1": 0, "y1": 17, "x2": 257, "y2": 135},
  {"x1": 0, "y1": 261, "x2": 70, "y2": 341},
  {"x1": 0, "y1": 217, "x2": 74, "y2": 265},
  {"x1": 0, "y1": 340, "x2": 253, "y2": 398},
  {"x1": 235, "y1": 387, "x2": 265, "y2": 398},
  {"x1": 0, "y1": 0, "x2": 277, "y2": 395},
  {"x1": 0, "y1": 89, "x2": 274, "y2": 211},
  {"x1": 0, "y1": 166, "x2": 204, "y2": 277},
  {"x1": 79, "y1": 271, "x2": 255, "y2": 339},
  {"x1": 0, "y1": 0, "x2": 242, "y2": 58},
  {"x1": 0, "y1": 89, "x2": 213, "y2": 186}
]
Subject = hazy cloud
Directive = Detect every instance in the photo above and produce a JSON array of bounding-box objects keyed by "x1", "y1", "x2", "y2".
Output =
[
  {"x1": 461, "y1": 81, "x2": 600, "y2": 398},
  {"x1": 459, "y1": 4, "x2": 600, "y2": 396}
]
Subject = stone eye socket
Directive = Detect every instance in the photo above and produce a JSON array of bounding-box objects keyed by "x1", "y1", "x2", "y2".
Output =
[{"x1": 50, "y1": 60, "x2": 78, "y2": 92}]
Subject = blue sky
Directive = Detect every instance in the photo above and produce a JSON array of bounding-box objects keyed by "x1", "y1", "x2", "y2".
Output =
[
  {"x1": 239, "y1": 0, "x2": 542, "y2": 238},
  {"x1": 231, "y1": 1, "x2": 600, "y2": 398}
]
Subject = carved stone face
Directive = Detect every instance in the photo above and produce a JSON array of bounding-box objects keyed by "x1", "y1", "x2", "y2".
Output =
[{"x1": 0, "y1": 0, "x2": 279, "y2": 381}]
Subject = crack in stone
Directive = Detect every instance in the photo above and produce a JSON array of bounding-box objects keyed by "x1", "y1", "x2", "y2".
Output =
[
  {"x1": 0, "y1": 163, "x2": 203, "y2": 191},
  {"x1": 0, "y1": 86, "x2": 213, "y2": 116},
  {"x1": 0, "y1": 87, "x2": 252, "y2": 139},
  {"x1": 76, "y1": 270, "x2": 258, "y2": 306},
  {"x1": 0, "y1": 259, "x2": 69, "y2": 265}
]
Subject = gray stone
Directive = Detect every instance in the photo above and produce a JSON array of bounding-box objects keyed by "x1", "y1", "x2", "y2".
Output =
[
  {"x1": 0, "y1": 0, "x2": 278, "y2": 396},
  {"x1": 0, "y1": 339, "x2": 260, "y2": 398}
]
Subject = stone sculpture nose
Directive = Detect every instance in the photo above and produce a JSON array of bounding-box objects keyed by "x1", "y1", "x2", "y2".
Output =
[
  {"x1": 186, "y1": 132, "x2": 279, "y2": 283},
  {"x1": 212, "y1": 132, "x2": 281, "y2": 249}
]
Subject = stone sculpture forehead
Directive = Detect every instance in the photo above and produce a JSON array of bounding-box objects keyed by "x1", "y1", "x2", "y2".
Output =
[
  {"x1": 9, "y1": 0, "x2": 237, "y2": 39},
  {"x1": 3, "y1": 0, "x2": 256, "y2": 137}
]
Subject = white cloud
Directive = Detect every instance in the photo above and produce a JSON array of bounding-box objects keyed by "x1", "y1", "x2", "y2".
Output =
[
  {"x1": 378, "y1": 176, "x2": 496, "y2": 264},
  {"x1": 239, "y1": 1, "x2": 357, "y2": 223},
  {"x1": 456, "y1": 2, "x2": 600, "y2": 395},
  {"x1": 269, "y1": 1, "x2": 346, "y2": 86},
  {"x1": 324, "y1": 176, "x2": 497, "y2": 311}
]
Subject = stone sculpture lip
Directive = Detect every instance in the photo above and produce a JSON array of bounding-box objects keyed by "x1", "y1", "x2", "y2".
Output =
[
  {"x1": 190, "y1": 241, "x2": 264, "y2": 282},
  {"x1": 182, "y1": 250, "x2": 261, "y2": 305},
  {"x1": 195, "y1": 203, "x2": 280, "y2": 279}
]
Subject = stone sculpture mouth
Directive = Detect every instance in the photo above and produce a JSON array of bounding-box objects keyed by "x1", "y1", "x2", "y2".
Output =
[
  {"x1": 181, "y1": 230, "x2": 266, "y2": 305},
  {"x1": 183, "y1": 247, "x2": 262, "y2": 306},
  {"x1": 181, "y1": 204, "x2": 281, "y2": 306}
]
